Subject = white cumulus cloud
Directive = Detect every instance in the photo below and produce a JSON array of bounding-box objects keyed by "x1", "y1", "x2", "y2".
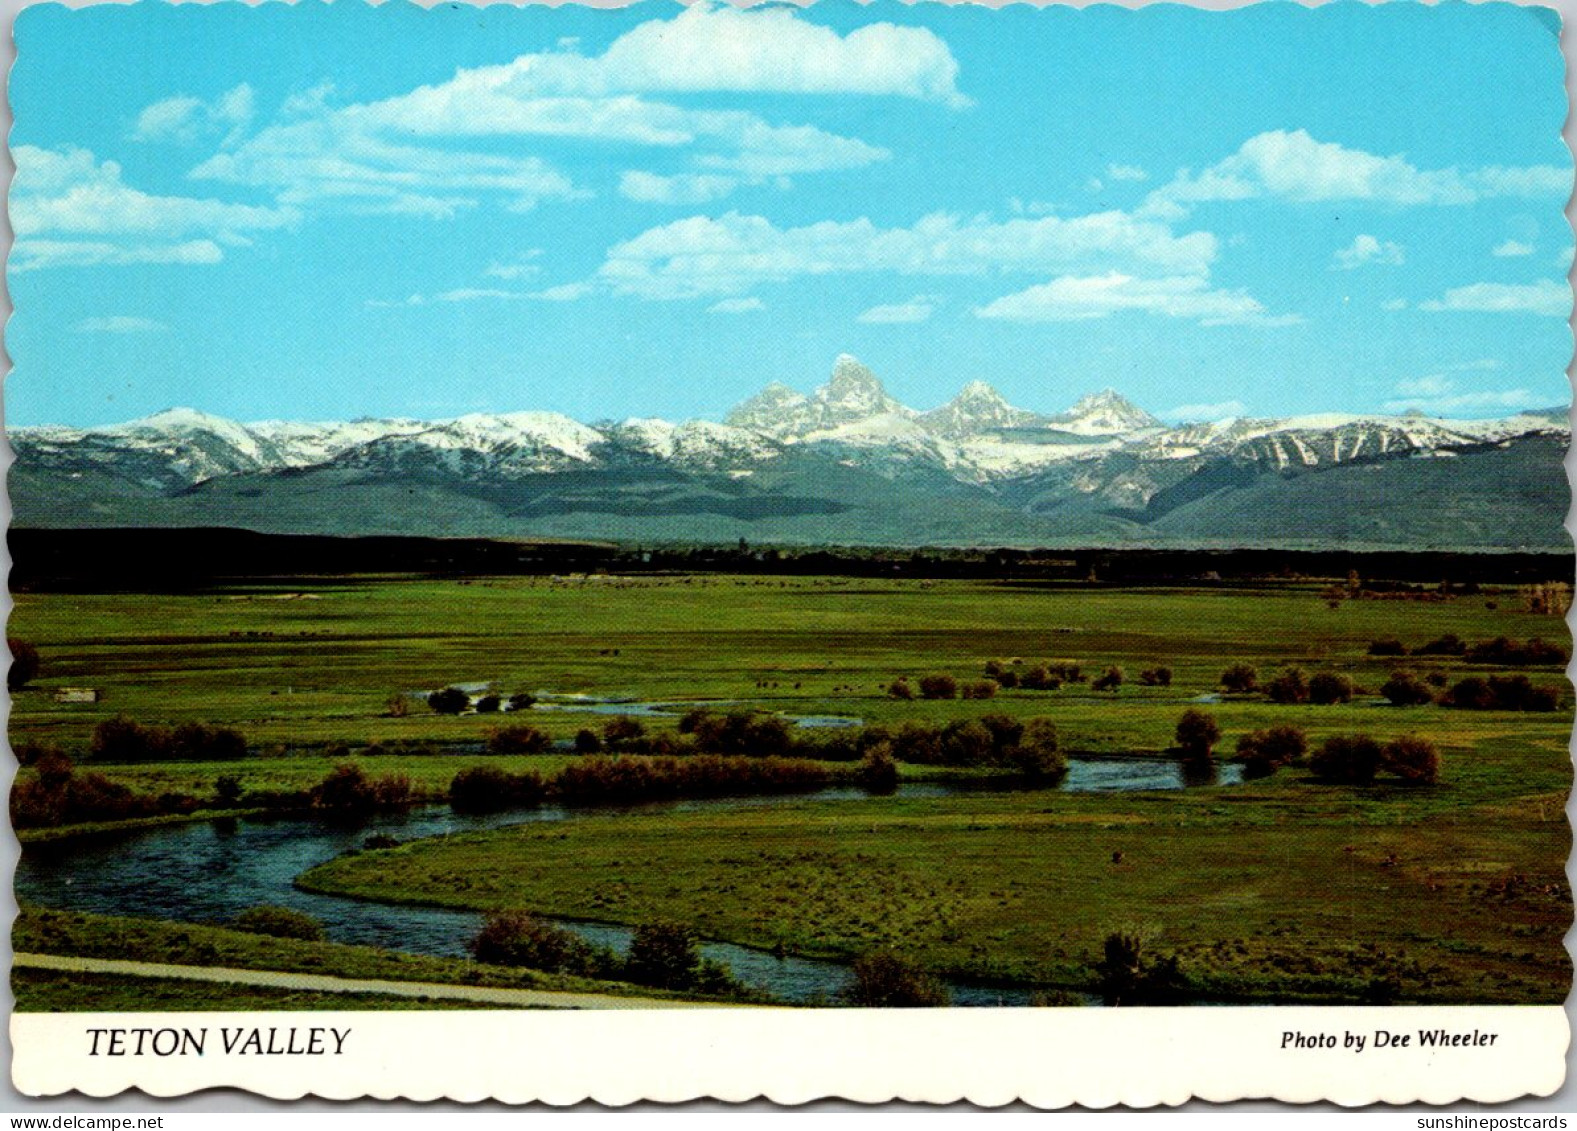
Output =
[
  {"x1": 1143, "y1": 129, "x2": 1568, "y2": 218},
  {"x1": 12, "y1": 144, "x2": 295, "y2": 271},
  {"x1": 1493, "y1": 239, "x2": 1535, "y2": 258},
  {"x1": 1333, "y1": 234, "x2": 1405, "y2": 269},
  {"x1": 193, "y1": 4, "x2": 938, "y2": 217}
]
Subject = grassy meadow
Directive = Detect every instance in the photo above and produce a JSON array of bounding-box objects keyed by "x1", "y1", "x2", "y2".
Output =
[{"x1": 10, "y1": 570, "x2": 1574, "y2": 1004}]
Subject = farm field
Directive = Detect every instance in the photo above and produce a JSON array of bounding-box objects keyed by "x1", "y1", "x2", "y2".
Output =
[{"x1": 9, "y1": 570, "x2": 1574, "y2": 1005}]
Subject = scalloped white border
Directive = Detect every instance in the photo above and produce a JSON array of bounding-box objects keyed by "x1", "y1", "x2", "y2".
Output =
[
  {"x1": 12, "y1": 1007, "x2": 1569, "y2": 1106},
  {"x1": 4, "y1": 0, "x2": 1574, "y2": 1112}
]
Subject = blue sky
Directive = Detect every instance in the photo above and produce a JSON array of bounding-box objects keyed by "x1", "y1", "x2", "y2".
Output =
[{"x1": 10, "y1": 0, "x2": 1573, "y2": 427}]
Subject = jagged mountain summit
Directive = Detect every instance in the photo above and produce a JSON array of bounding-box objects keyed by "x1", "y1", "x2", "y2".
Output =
[{"x1": 11, "y1": 354, "x2": 1569, "y2": 550}]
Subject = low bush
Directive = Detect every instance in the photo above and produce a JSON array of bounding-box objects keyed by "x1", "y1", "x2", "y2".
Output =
[
  {"x1": 10, "y1": 752, "x2": 192, "y2": 829},
  {"x1": 625, "y1": 920, "x2": 703, "y2": 990},
  {"x1": 1091, "y1": 666, "x2": 1125, "y2": 692},
  {"x1": 686, "y1": 711, "x2": 794, "y2": 758},
  {"x1": 1442, "y1": 675, "x2": 1560, "y2": 712},
  {"x1": 1380, "y1": 671, "x2": 1435, "y2": 707},
  {"x1": 573, "y1": 729, "x2": 603, "y2": 754},
  {"x1": 1466, "y1": 636, "x2": 1570, "y2": 667},
  {"x1": 233, "y1": 905, "x2": 326, "y2": 942},
  {"x1": 1381, "y1": 736, "x2": 1440, "y2": 785},
  {"x1": 486, "y1": 725, "x2": 553, "y2": 755},
  {"x1": 508, "y1": 692, "x2": 537, "y2": 711},
  {"x1": 1174, "y1": 709, "x2": 1220, "y2": 761},
  {"x1": 309, "y1": 764, "x2": 412, "y2": 816},
  {"x1": 471, "y1": 911, "x2": 614, "y2": 977},
  {"x1": 1307, "y1": 672, "x2": 1355, "y2": 706},
  {"x1": 1417, "y1": 633, "x2": 1467, "y2": 656},
  {"x1": 842, "y1": 952, "x2": 949, "y2": 1007},
  {"x1": 449, "y1": 766, "x2": 548, "y2": 813},
  {"x1": 960, "y1": 680, "x2": 999, "y2": 700},
  {"x1": 1309, "y1": 735, "x2": 1383, "y2": 784},
  {"x1": 856, "y1": 745, "x2": 900, "y2": 794},
  {"x1": 1096, "y1": 930, "x2": 1187, "y2": 1007},
  {"x1": 1367, "y1": 639, "x2": 1408, "y2": 657},
  {"x1": 1235, "y1": 725, "x2": 1307, "y2": 778},
  {"x1": 552, "y1": 755, "x2": 831, "y2": 805},
  {"x1": 887, "y1": 678, "x2": 915, "y2": 700},
  {"x1": 917, "y1": 674, "x2": 958, "y2": 700},
  {"x1": 1138, "y1": 667, "x2": 1172, "y2": 687},
  {"x1": 7, "y1": 639, "x2": 39, "y2": 692},
  {"x1": 427, "y1": 687, "x2": 470, "y2": 715},
  {"x1": 1018, "y1": 666, "x2": 1061, "y2": 691},
  {"x1": 602, "y1": 716, "x2": 646, "y2": 749},
  {"x1": 1220, "y1": 664, "x2": 1259, "y2": 694},
  {"x1": 1266, "y1": 667, "x2": 1309, "y2": 704}
]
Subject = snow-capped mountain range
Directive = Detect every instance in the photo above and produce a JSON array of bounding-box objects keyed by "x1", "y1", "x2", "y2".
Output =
[{"x1": 11, "y1": 354, "x2": 1569, "y2": 550}]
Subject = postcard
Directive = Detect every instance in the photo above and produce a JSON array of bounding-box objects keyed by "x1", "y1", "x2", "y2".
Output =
[{"x1": 6, "y1": 0, "x2": 1573, "y2": 1108}]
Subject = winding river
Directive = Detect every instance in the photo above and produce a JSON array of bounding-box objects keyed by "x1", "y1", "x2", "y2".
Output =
[{"x1": 17, "y1": 757, "x2": 1241, "y2": 1007}]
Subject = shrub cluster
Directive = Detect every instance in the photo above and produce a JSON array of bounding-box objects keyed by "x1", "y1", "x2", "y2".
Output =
[
  {"x1": 1173, "y1": 709, "x2": 1221, "y2": 761},
  {"x1": 554, "y1": 755, "x2": 832, "y2": 805},
  {"x1": 1234, "y1": 725, "x2": 1307, "y2": 779},
  {"x1": 1138, "y1": 667, "x2": 1173, "y2": 687},
  {"x1": 678, "y1": 710, "x2": 794, "y2": 757},
  {"x1": 308, "y1": 763, "x2": 412, "y2": 816},
  {"x1": 427, "y1": 687, "x2": 471, "y2": 714},
  {"x1": 1309, "y1": 734, "x2": 1441, "y2": 785},
  {"x1": 1369, "y1": 635, "x2": 1567, "y2": 666},
  {"x1": 841, "y1": 952, "x2": 949, "y2": 1007},
  {"x1": 90, "y1": 717, "x2": 247, "y2": 762},
  {"x1": 472, "y1": 912, "x2": 739, "y2": 995},
  {"x1": 1441, "y1": 675, "x2": 1560, "y2": 712},
  {"x1": 486, "y1": 725, "x2": 553, "y2": 755},
  {"x1": 881, "y1": 716, "x2": 1065, "y2": 780},
  {"x1": 984, "y1": 659, "x2": 1084, "y2": 692},
  {"x1": 8, "y1": 639, "x2": 40, "y2": 692},
  {"x1": 1219, "y1": 664, "x2": 1258, "y2": 693},
  {"x1": 1091, "y1": 666, "x2": 1125, "y2": 692},
  {"x1": 1379, "y1": 670, "x2": 1434, "y2": 707},
  {"x1": 233, "y1": 905, "x2": 326, "y2": 942},
  {"x1": 10, "y1": 752, "x2": 198, "y2": 829},
  {"x1": 449, "y1": 766, "x2": 548, "y2": 813}
]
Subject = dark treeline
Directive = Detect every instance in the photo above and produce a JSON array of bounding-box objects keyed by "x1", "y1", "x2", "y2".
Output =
[{"x1": 12, "y1": 527, "x2": 1572, "y2": 592}]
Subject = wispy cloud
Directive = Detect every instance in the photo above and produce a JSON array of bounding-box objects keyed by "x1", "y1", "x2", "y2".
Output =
[
  {"x1": 707, "y1": 296, "x2": 764, "y2": 314},
  {"x1": 857, "y1": 296, "x2": 939, "y2": 323},
  {"x1": 72, "y1": 315, "x2": 169, "y2": 334},
  {"x1": 1384, "y1": 371, "x2": 1539, "y2": 416},
  {"x1": 975, "y1": 272, "x2": 1299, "y2": 327},
  {"x1": 1492, "y1": 239, "x2": 1535, "y2": 258},
  {"x1": 1143, "y1": 130, "x2": 1568, "y2": 219},
  {"x1": 133, "y1": 84, "x2": 255, "y2": 146},
  {"x1": 1418, "y1": 280, "x2": 1569, "y2": 316},
  {"x1": 1333, "y1": 234, "x2": 1404, "y2": 269},
  {"x1": 620, "y1": 172, "x2": 748, "y2": 206},
  {"x1": 184, "y1": 3, "x2": 941, "y2": 217},
  {"x1": 594, "y1": 209, "x2": 1217, "y2": 299},
  {"x1": 12, "y1": 144, "x2": 296, "y2": 271}
]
